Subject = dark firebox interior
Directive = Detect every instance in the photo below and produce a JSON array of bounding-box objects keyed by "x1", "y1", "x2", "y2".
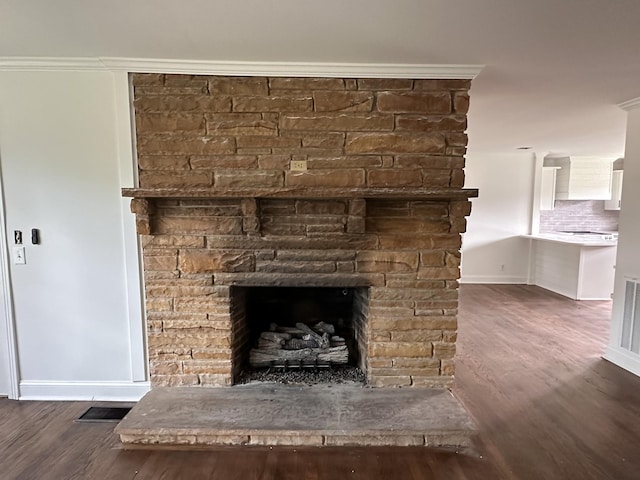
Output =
[{"x1": 245, "y1": 287, "x2": 358, "y2": 367}]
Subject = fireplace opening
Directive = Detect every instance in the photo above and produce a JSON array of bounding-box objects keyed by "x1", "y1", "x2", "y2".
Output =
[{"x1": 231, "y1": 286, "x2": 369, "y2": 384}]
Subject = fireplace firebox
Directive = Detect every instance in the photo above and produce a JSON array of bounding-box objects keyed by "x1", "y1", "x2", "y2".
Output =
[{"x1": 230, "y1": 286, "x2": 369, "y2": 382}]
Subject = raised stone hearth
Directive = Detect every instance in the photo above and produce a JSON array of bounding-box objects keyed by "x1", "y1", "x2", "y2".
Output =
[
  {"x1": 122, "y1": 73, "x2": 477, "y2": 447},
  {"x1": 116, "y1": 385, "x2": 476, "y2": 448}
]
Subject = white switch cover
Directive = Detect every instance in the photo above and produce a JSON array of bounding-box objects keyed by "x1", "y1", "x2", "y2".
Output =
[{"x1": 13, "y1": 246, "x2": 26, "y2": 264}]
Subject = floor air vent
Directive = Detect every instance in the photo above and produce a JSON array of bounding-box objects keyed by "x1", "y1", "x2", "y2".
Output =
[
  {"x1": 621, "y1": 279, "x2": 640, "y2": 354},
  {"x1": 77, "y1": 406, "x2": 131, "y2": 423}
]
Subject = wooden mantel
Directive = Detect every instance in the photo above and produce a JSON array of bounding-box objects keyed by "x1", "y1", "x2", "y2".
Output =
[
  {"x1": 124, "y1": 186, "x2": 477, "y2": 237},
  {"x1": 122, "y1": 187, "x2": 479, "y2": 201}
]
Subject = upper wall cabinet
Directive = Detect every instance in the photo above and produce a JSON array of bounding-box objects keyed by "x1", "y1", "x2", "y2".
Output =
[
  {"x1": 540, "y1": 166, "x2": 561, "y2": 210},
  {"x1": 547, "y1": 156, "x2": 613, "y2": 200},
  {"x1": 604, "y1": 170, "x2": 623, "y2": 210}
]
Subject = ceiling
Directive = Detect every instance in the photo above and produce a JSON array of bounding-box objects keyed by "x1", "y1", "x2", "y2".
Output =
[{"x1": 2, "y1": 0, "x2": 640, "y2": 157}]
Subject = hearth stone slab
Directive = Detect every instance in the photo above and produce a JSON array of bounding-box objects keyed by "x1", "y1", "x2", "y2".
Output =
[{"x1": 116, "y1": 385, "x2": 476, "y2": 448}]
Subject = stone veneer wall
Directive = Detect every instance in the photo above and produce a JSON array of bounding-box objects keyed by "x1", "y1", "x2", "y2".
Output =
[{"x1": 131, "y1": 74, "x2": 472, "y2": 388}]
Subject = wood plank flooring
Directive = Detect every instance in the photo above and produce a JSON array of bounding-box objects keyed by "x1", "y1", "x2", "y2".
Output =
[{"x1": 1, "y1": 284, "x2": 640, "y2": 479}]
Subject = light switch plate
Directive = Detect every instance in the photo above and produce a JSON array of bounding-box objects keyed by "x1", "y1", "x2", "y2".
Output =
[{"x1": 12, "y1": 246, "x2": 26, "y2": 265}]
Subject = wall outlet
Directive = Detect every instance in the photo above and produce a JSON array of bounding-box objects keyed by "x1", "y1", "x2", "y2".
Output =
[
  {"x1": 290, "y1": 160, "x2": 308, "y2": 171},
  {"x1": 13, "y1": 246, "x2": 26, "y2": 265}
]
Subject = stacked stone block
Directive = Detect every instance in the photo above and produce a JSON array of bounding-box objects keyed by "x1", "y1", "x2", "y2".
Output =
[
  {"x1": 130, "y1": 74, "x2": 473, "y2": 388},
  {"x1": 133, "y1": 75, "x2": 469, "y2": 191}
]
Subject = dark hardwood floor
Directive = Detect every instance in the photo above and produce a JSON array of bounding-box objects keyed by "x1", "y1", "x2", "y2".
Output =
[{"x1": 2, "y1": 284, "x2": 640, "y2": 479}]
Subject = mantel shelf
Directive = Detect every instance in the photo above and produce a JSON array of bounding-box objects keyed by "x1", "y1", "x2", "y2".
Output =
[{"x1": 122, "y1": 187, "x2": 478, "y2": 201}]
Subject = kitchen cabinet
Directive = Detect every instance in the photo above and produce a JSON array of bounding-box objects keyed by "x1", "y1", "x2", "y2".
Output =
[
  {"x1": 605, "y1": 170, "x2": 623, "y2": 210},
  {"x1": 540, "y1": 166, "x2": 560, "y2": 210},
  {"x1": 523, "y1": 233, "x2": 617, "y2": 300},
  {"x1": 550, "y1": 156, "x2": 613, "y2": 200}
]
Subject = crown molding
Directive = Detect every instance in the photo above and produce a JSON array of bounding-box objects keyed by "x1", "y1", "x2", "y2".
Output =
[
  {"x1": 618, "y1": 97, "x2": 640, "y2": 111},
  {"x1": 0, "y1": 56, "x2": 483, "y2": 79},
  {"x1": 100, "y1": 58, "x2": 483, "y2": 79},
  {"x1": 0, "y1": 57, "x2": 106, "y2": 71}
]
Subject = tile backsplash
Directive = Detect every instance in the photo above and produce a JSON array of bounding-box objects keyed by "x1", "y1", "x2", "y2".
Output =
[{"x1": 539, "y1": 200, "x2": 619, "y2": 233}]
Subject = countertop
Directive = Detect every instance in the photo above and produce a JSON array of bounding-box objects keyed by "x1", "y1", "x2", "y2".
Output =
[{"x1": 522, "y1": 233, "x2": 618, "y2": 247}]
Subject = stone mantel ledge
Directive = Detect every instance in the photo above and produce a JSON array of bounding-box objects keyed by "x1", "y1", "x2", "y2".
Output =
[{"x1": 121, "y1": 187, "x2": 479, "y2": 201}]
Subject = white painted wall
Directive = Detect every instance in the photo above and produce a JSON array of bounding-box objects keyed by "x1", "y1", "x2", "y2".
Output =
[
  {"x1": 461, "y1": 152, "x2": 535, "y2": 283},
  {"x1": 605, "y1": 104, "x2": 640, "y2": 376},
  {"x1": 0, "y1": 71, "x2": 147, "y2": 400}
]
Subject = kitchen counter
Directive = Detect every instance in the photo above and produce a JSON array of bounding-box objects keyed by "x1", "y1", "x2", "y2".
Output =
[
  {"x1": 522, "y1": 232, "x2": 617, "y2": 247},
  {"x1": 523, "y1": 233, "x2": 617, "y2": 300}
]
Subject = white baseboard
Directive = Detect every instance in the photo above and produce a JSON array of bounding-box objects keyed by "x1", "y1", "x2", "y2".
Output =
[
  {"x1": 603, "y1": 347, "x2": 640, "y2": 378},
  {"x1": 459, "y1": 275, "x2": 528, "y2": 284},
  {"x1": 19, "y1": 380, "x2": 150, "y2": 401}
]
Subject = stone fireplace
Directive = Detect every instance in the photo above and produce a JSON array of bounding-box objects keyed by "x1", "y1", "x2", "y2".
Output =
[{"x1": 124, "y1": 73, "x2": 476, "y2": 389}]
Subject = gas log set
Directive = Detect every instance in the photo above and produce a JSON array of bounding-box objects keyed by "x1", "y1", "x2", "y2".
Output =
[{"x1": 249, "y1": 321, "x2": 349, "y2": 368}]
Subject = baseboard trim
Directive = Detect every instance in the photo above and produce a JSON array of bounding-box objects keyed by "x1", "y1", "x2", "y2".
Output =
[
  {"x1": 19, "y1": 380, "x2": 150, "y2": 401},
  {"x1": 459, "y1": 275, "x2": 527, "y2": 284},
  {"x1": 603, "y1": 347, "x2": 640, "y2": 378}
]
